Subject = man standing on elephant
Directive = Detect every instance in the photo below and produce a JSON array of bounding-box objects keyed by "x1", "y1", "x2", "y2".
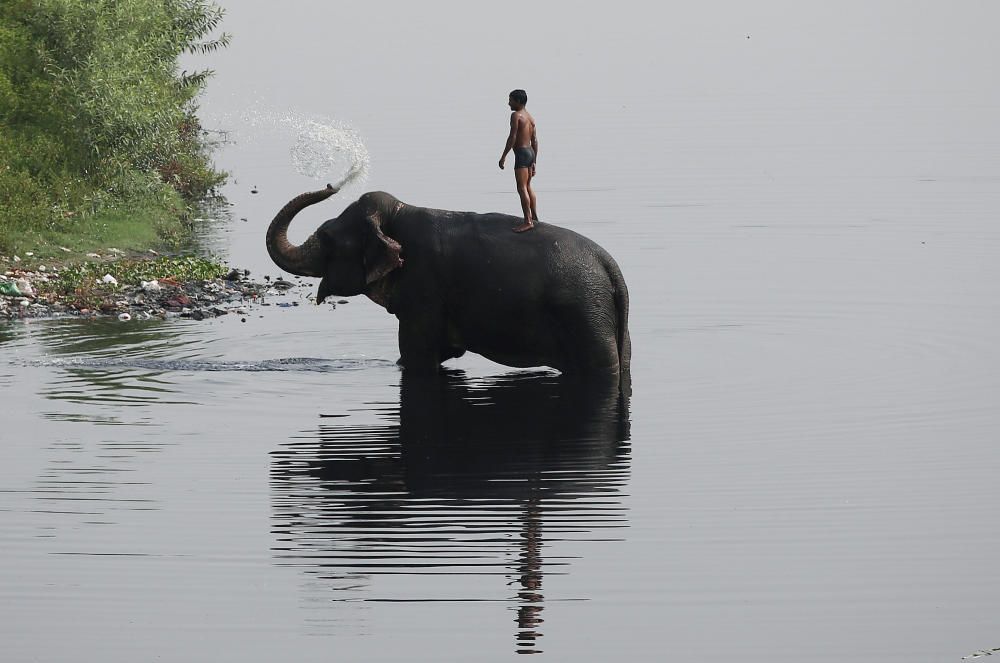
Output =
[{"x1": 498, "y1": 89, "x2": 539, "y2": 232}]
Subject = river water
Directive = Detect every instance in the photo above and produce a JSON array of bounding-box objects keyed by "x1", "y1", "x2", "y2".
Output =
[{"x1": 3, "y1": 3, "x2": 999, "y2": 661}]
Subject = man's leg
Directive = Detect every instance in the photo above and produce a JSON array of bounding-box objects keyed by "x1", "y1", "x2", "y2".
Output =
[
  {"x1": 527, "y1": 168, "x2": 538, "y2": 221},
  {"x1": 513, "y1": 168, "x2": 534, "y2": 232}
]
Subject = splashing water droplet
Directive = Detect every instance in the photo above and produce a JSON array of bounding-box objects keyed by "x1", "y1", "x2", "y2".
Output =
[
  {"x1": 289, "y1": 118, "x2": 370, "y2": 186},
  {"x1": 215, "y1": 104, "x2": 371, "y2": 189}
]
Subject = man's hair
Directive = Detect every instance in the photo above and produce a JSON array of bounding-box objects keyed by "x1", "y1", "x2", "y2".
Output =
[{"x1": 509, "y1": 89, "x2": 527, "y2": 105}]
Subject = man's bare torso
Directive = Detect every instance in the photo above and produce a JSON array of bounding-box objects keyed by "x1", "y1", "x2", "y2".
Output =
[{"x1": 511, "y1": 110, "x2": 536, "y2": 148}]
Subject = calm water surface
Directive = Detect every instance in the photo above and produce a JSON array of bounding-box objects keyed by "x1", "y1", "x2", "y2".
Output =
[{"x1": 3, "y1": 3, "x2": 1000, "y2": 661}]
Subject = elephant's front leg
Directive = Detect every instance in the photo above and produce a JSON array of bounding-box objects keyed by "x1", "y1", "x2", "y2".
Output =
[{"x1": 396, "y1": 316, "x2": 448, "y2": 372}]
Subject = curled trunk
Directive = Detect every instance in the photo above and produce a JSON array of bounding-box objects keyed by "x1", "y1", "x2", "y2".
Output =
[{"x1": 265, "y1": 184, "x2": 338, "y2": 276}]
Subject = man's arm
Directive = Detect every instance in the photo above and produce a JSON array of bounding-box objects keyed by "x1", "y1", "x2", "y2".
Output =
[
  {"x1": 530, "y1": 125, "x2": 538, "y2": 173},
  {"x1": 499, "y1": 113, "x2": 520, "y2": 169}
]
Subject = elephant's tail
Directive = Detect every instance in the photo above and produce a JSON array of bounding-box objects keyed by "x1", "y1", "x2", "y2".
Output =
[{"x1": 603, "y1": 255, "x2": 631, "y2": 389}]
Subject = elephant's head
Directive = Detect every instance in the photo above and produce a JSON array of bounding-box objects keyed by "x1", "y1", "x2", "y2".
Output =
[{"x1": 266, "y1": 185, "x2": 404, "y2": 304}]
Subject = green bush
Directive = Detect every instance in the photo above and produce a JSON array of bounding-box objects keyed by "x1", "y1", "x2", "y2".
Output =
[{"x1": 0, "y1": 0, "x2": 229, "y2": 256}]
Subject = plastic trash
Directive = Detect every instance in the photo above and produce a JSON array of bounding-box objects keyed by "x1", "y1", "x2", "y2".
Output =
[
  {"x1": 0, "y1": 282, "x2": 20, "y2": 296},
  {"x1": 141, "y1": 280, "x2": 161, "y2": 292},
  {"x1": 14, "y1": 279, "x2": 34, "y2": 296},
  {"x1": 118, "y1": 313, "x2": 132, "y2": 321},
  {"x1": 101, "y1": 274, "x2": 118, "y2": 285}
]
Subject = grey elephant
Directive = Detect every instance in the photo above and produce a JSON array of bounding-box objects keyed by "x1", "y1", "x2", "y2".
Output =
[{"x1": 266, "y1": 185, "x2": 631, "y2": 388}]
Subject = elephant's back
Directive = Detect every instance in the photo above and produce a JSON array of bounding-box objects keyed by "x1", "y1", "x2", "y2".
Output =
[
  {"x1": 450, "y1": 213, "x2": 617, "y2": 265},
  {"x1": 436, "y1": 212, "x2": 625, "y2": 295}
]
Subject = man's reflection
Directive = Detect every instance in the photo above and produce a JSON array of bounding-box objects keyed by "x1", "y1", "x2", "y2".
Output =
[
  {"x1": 271, "y1": 370, "x2": 631, "y2": 654},
  {"x1": 514, "y1": 498, "x2": 545, "y2": 654}
]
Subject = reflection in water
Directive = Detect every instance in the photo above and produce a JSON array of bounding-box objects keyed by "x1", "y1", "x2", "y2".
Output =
[
  {"x1": 0, "y1": 323, "x2": 15, "y2": 346},
  {"x1": 31, "y1": 317, "x2": 192, "y2": 358},
  {"x1": 45, "y1": 367, "x2": 185, "y2": 410},
  {"x1": 32, "y1": 320, "x2": 191, "y2": 411},
  {"x1": 271, "y1": 371, "x2": 631, "y2": 654}
]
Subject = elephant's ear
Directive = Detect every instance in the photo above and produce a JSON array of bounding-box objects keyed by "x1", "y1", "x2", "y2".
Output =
[{"x1": 363, "y1": 211, "x2": 403, "y2": 284}]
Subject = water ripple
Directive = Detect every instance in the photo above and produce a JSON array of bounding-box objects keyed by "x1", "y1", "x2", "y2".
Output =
[{"x1": 30, "y1": 356, "x2": 397, "y2": 372}]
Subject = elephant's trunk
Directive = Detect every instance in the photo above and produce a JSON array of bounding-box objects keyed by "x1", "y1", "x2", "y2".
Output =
[{"x1": 265, "y1": 184, "x2": 338, "y2": 277}]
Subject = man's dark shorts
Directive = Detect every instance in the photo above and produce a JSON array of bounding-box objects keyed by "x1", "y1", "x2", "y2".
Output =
[{"x1": 513, "y1": 146, "x2": 535, "y2": 170}]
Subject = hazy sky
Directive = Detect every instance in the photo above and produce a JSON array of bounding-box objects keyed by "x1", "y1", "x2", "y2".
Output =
[
  {"x1": 199, "y1": 1, "x2": 1000, "y2": 109},
  {"x1": 190, "y1": 1, "x2": 1000, "y2": 205}
]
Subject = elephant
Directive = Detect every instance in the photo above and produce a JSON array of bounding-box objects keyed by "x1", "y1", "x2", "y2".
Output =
[{"x1": 266, "y1": 184, "x2": 631, "y2": 388}]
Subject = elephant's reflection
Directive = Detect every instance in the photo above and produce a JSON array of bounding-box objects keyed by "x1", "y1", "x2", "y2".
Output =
[{"x1": 270, "y1": 370, "x2": 631, "y2": 654}]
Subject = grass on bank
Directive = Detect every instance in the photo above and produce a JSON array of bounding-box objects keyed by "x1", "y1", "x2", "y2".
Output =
[
  {"x1": 0, "y1": 185, "x2": 217, "y2": 272},
  {"x1": 0, "y1": 188, "x2": 203, "y2": 264}
]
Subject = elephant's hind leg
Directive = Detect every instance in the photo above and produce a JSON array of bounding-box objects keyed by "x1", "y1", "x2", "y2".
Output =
[
  {"x1": 560, "y1": 334, "x2": 621, "y2": 376},
  {"x1": 551, "y1": 304, "x2": 621, "y2": 376}
]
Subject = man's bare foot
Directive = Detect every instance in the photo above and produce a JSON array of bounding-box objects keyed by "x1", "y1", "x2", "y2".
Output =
[{"x1": 513, "y1": 221, "x2": 535, "y2": 233}]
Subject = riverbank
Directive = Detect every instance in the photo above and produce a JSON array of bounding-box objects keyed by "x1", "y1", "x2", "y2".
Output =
[{"x1": 0, "y1": 252, "x2": 321, "y2": 323}]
